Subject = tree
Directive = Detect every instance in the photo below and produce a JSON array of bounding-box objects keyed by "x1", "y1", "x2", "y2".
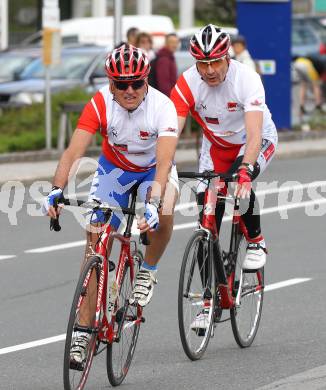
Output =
[{"x1": 196, "y1": 0, "x2": 236, "y2": 26}]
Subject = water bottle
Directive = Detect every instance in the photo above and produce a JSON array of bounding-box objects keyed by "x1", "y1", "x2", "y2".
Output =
[{"x1": 107, "y1": 260, "x2": 117, "y2": 321}]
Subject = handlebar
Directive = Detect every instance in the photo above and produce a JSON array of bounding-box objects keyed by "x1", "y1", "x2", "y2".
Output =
[
  {"x1": 49, "y1": 196, "x2": 150, "y2": 245},
  {"x1": 50, "y1": 196, "x2": 135, "y2": 232},
  {"x1": 178, "y1": 171, "x2": 238, "y2": 181}
]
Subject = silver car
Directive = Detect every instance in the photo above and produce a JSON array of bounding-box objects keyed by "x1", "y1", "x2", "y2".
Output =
[{"x1": 0, "y1": 46, "x2": 108, "y2": 105}]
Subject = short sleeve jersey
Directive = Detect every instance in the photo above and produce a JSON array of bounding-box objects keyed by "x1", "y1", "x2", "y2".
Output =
[
  {"x1": 77, "y1": 85, "x2": 178, "y2": 171},
  {"x1": 170, "y1": 60, "x2": 277, "y2": 147}
]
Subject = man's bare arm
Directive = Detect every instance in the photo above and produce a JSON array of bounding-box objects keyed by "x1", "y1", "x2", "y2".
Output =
[
  {"x1": 241, "y1": 111, "x2": 263, "y2": 165},
  {"x1": 150, "y1": 135, "x2": 178, "y2": 200},
  {"x1": 177, "y1": 116, "x2": 187, "y2": 136}
]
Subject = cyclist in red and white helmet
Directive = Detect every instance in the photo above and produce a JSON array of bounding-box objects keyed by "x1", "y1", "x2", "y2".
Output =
[
  {"x1": 171, "y1": 25, "x2": 278, "y2": 330},
  {"x1": 189, "y1": 23, "x2": 231, "y2": 61},
  {"x1": 43, "y1": 44, "x2": 179, "y2": 365}
]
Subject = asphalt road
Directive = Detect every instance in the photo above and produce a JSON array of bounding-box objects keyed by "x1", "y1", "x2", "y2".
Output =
[{"x1": 1, "y1": 155, "x2": 326, "y2": 390}]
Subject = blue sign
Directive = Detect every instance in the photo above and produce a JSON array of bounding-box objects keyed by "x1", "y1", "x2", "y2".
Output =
[{"x1": 237, "y1": 0, "x2": 291, "y2": 129}]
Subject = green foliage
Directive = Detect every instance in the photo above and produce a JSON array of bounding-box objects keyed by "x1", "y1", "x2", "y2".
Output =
[
  {"x1": 0, "y1": 88, "x2": 92, "y2": 153},
  {"x1": 195, "y1": 0, "x2": 236, "y2": 26}
]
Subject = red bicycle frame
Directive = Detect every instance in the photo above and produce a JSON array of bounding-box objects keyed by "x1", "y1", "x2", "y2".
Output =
[
  {"x1": 201, "y1": 180, "x2": 257, "y2": 310},
  {"x1": 76, "y1": 194, "x2": 143, "y2": 346}
]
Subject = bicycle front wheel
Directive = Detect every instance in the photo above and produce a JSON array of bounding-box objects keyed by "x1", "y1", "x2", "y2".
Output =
[
  {"x1": 178, "y1": 230, "x2": 215, "y2": 361},
  {"x1": 230, "y1": 237, "x2": 264, "y2": 348},
  {"x1": 106, "y1": 249, "x2": 143, "y2": 386},
  {"x1": 63, "y1": 255, "x2": 101, "y2": 390}
]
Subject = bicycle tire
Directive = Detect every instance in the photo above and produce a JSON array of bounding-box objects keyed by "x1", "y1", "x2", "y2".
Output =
[
  {"x1": 63, "y1": 255, "x2": 101, "y2": 390},
  {"x1": 106, "y1": 249, "x2": 143, "y2": 386},
  {"x1": 178, "y1": 230, "x2": 215, "y2": 361},
  {"x1": 230, "y1": 236, "x2": 264, "y2": 348}
]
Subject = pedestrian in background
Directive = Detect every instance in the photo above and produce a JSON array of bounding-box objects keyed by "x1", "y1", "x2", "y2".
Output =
[
  {"x1": 152, "y1": 33, "x2": 179, "y2": 97},
  {"x1": 115, "y1": 27, "x2": 139, "y2": 49},
  {"x1": 293, "y1": 56, "x2": 324, "y2": 115},
  {"x1": 232, "y1": 35, "x2": 256, "y2": 72},
  {"x1": 136, "y1": 32, "x2": 155, "y2": 61}
]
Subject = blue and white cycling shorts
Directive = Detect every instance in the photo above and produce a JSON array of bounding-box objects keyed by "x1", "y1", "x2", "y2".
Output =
[{"x1": 88, "y1": 155, "x2": 179, "y2": 229}]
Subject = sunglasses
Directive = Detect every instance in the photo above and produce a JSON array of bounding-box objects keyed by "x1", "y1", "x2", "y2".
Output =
[{"x1": 113, "y1": 79, "x2": 145, "y2": 91}]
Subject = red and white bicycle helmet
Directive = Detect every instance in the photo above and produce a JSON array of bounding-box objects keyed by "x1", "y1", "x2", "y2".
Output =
[
  {"x1": 190, "y1": 24, "x2": 231, "y2": 61},
  {"x1": 105, "y1": 44, "x2": 150, "y2": 81}
]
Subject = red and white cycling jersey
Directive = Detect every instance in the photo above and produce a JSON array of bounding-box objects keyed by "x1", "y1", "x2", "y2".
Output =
[
  {"x1": 170, "y1": 59, "x2": 278, "y2": 148},
  {"x1": 77, "y1": 85, "x2": 178, "y2": 172}
]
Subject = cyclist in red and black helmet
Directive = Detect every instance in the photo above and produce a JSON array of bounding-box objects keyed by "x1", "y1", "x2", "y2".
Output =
[
  {"x1": 43, "y1": 44, "x2": 180, "y2": 365},
  {"x1": 105, "y1": 44, "x2": 151, "y2": 81}
]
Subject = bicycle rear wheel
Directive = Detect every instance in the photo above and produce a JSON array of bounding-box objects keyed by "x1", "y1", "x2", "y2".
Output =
[
  {"x1": 106, "y1": 249, "x2": 143, "y2": 386},
  {"x1": 178, "y1": 230, "x2": 215, "y2": 361},
  {"x1": 230, "y1": 236, "x2": 264, "y2": 347},
  {"x1": 63, "y1": 255, "x2": 101, "y2": 390}
]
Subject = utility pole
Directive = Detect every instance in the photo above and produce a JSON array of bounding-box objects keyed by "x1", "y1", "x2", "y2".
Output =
[
  {"x1": 179, "y1": 0, "x2": 194, "y2": 29},
  {"x1": 42, "y1": 0, "x2": 61, "y2": 150},
  {"x1": 114, "y1": 0, "x2": 123, "y2": 48},
  {"x1": 0, "y1": 0, "x2": 8, "y2": 50},
  {"x1": 92, "y1": 0, "x2": 106, "y2": 17},
  {"x1": 137, "y1": 0, "x2": 152, "y2": 15}
]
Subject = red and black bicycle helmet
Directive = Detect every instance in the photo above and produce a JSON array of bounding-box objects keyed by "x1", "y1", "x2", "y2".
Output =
[
  {"x1": 190, "y1": 24, "x2": 231, "y2": 61},
  {"x1": 105, "y1": 44, "x2": 150, "y2": 81}
]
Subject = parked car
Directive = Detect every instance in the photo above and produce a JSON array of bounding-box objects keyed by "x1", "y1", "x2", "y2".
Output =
[
  {"x1": 292, "y1": 24, "x2": 326, "y2": 78},
  {"x1": 0, "y1": 46, "x2": 108, "y2": 105},
  {"x1": 174, "y1": 50, "x2": 195, "y2": 75},
  {"x1": 20, "y1": 15, "x2": 175, "y2": 50},
  {"x1": 0, "y1": 48, "x2": 40, "y2": 83},
  {"x1": 293, "y1": 14, "x2": 326, "y2": 35}
]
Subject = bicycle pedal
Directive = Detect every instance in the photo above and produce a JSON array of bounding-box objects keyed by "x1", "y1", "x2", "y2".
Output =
[
  {"x1": 69, "y1": 359, "x2": 85, "y2": 372},
  {"x1": 196, "y1": 328, "x2": 206, "y2": 337},
  {"x1": 242, "y1": 268, "x2": 261, "y2": 273}
]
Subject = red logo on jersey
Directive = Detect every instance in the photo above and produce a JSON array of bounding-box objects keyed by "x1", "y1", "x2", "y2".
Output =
[
  {"x1": 251, "y1": 99, "x2": 263, "y2": 106},
  {"x1": 205, "y1": 117, "x2": 219, "y2": 125},
  {"x1": 139, "y1": 130, "x2": 150, "y2": 140},
  {"x1": 227, "y1": 102, "x2": 238, "y2": 112}
]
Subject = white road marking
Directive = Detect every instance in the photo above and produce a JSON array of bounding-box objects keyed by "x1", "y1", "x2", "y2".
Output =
[
  {"x1": 34, "y1": 181, "x2": 326, "y2": 213},
  {"x1": 0, "y1": 277, "x2": 311, "y2": 356},
  {"x1": 0, "y1": 334, "x2": 66, "y2": 356},
  {"x1": 171, "y1": 197, "x2": 326, "y2": 233},
  {"x1": 22, "y1": 195, "x2": 326, "y2": 254},
  {"x1": 264, "y1": 278, "x2": 312, "y2": 292},
  {"x1": 25, "y1": 240, "x2": 86, "y2": 254},
  {"x1": 0, "y1": 255, "x2": 16, "y2": 261},
  {"x1": 254, "y1": 363, "x2": 326, "y2": 389},
  {"x1": 175, "y1": 180, "x2": 326, "y2": 212}
]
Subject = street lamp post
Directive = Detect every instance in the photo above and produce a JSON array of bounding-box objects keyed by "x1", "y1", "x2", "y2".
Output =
[
  {"x1": 0, "y1": 0, "x2": 8, "y2": 50},
  {"x1": 114, "y1": 0, "x2": 123, "y2": 48},
  {"x1": 179, "y1": 0, "x2": 194, "y2": 29},
  {"x1": 137, "y1": 0, "x2": 152, "y2": 15}
]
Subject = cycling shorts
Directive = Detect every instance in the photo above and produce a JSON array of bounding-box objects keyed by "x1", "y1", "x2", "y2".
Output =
[
  {"x1": 88, "y1": 155, "x2": 179, "y2": 229},
  {"x1": 197, "y1": 138, "x2": 276, "y2": 193}
]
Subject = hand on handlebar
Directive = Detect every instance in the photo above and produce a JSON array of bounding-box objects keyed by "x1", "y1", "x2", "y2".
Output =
[
  {"x1": 234, "y1": 167, "x2": 252, "y2": 199},
  {"x1": 42, "y1": 187, "x2": 63, "y2": 218},
  {"x1": 137, "y1": 202, "x2": 159, "y2": 233}
]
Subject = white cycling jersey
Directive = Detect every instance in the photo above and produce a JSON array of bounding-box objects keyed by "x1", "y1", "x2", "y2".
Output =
[
  {"x1": 77, "y1": 85, "x2": 178, "y2": 172},
  {"x1": 171, "y1": 59, "x2": 278, "y2": 147}
]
